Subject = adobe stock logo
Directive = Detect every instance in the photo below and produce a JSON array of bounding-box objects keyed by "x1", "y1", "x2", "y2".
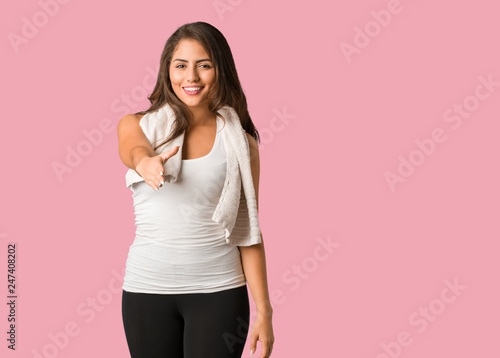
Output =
[
  {"x1": 213, "y1": 0, "x2": 243, "y2": 21},
  {"x1": 51, "y1": 118, "x2": 115, "y2": 183},
  {"x1": 272, "y1": 234, "x2": 340, "y2": 306},
  {"x1": 374, "y1": 277, "x2": 466, "y2": 358},
  {"x1": 8, "y1": 0, "x2": 72, "y2": 54},
  {"x1": 30, "y1": 267, "x2": 125, "y2": 358},
  {"x1": 258, "y1": 107, "x2": 296, "y2": 152},
  {"x1": 384, "y1": 73, "x2": 499, "y2": 192},
  {"x1": 339, "y1": 0, "x2": 413, "y2": 64},
  {"x1": 51, "y1": 64, "x2": 160, "y2": 183},
  {"x1": 222, "y1": 233, "x2": 340, "y2": 355}
]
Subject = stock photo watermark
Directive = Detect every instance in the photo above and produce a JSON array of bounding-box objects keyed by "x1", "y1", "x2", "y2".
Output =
[
  {"x1": 384, "y1": 73, "x2": 499, "y2": 192},
  {"x1": 340, "y1": 0, "x2": 413, "y2": 64},
  {"x1": 7, "y1": 0, "x2": 72, "y2": 54},
  {"x1": 258, "y1": 106, "x2": 296, "y2": 152},
  {"x1": 281, "y1": 234, "x2": 340, "y2": 292},
  {"x1": 51, "y1": 64, "x2": 160, "y2": 183},
  {"x1": 374, "y1": 277, "x2": 466, "y2": 358},
  {"x1": 31, "y1": 267, "x2": 125, "y2": 358},
  {"x1": 6, "y1": 241, "x2": 18, "y2": 351},
  {"x1": 2, "y1": 233, "x2": 19, "y2": 351},
  {"x1": 223, "y1": 315, "x2": 251, "y2": 354},
  {"x1": 222, "y1": 233, "x2": 341, "y2": 354},
  {"x1": 213, "y1": 0, "x2": 243, "y2": 21}
]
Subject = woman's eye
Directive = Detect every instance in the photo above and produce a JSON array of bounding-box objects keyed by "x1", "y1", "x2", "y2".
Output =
[{"x1": 175, "y1": 63, "x2": 211, "y2": 69}]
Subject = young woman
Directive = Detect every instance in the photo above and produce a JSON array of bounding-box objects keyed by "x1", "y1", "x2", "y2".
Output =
[{"x1": 117, "y1": 22, "x2": 274, "y2": 358}]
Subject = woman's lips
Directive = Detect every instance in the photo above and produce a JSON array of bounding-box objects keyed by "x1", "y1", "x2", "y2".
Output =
[{"x1": 183, "y1": 86, "x2": 204, "y2": 95}]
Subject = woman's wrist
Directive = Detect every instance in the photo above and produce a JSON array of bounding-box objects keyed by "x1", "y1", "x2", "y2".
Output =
[
  {"x1": 256, "y1": 301, "x2": 273, "y2": 317},
  {"x1": 131, "y1": 146, "x2": 155, "y2": 171}
]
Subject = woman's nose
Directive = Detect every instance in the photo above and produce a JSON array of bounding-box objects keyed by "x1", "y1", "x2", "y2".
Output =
[{"x1": 187, "y1": 65, "x2": 199, "y2": 81}]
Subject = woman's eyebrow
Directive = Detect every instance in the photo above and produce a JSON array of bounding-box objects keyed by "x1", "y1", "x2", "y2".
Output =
[{"x1": 173, "y1": 58, "x2": 212, "y2": 63}]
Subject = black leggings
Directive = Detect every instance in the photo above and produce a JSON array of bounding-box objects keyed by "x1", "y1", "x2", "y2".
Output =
[{"x1": 121, "y1": 285, "x2": 250, "y2": 358}]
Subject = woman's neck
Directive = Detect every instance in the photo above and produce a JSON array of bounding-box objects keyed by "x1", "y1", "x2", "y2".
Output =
[{"x1": 187, "y1": 105, "x2": 216, "y2": 127}]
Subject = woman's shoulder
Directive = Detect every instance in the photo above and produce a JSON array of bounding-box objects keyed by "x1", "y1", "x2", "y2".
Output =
[
  {"x1": 121, "y1": 113, "x2": 146, "y2": 122},
  {"x1": 118, "y1": 113, "x2": 147, "y2": 130}
]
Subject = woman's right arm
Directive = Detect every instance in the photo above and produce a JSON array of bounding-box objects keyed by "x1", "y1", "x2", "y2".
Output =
[
  {"x1": 117, "y1": 114, "x2": 179, "y2": 191},
  {"x1": 117, "y1": 114, "x2": 154, "y2": 170}
]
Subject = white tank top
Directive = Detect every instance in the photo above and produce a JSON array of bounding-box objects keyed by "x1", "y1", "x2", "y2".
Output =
[{"x1": 122, "y1": 115, "x2": 247, "y2": 294}]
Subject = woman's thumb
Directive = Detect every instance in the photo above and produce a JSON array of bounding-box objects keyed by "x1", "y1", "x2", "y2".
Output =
[{"x1": 159, "y1": 146, "x2": 180, "y2": 164}]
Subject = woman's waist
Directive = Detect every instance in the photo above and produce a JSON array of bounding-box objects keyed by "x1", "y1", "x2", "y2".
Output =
[
  {"x1": 132, "y1": 224, "x2": 226, "y2": 246},
  {"x1": 125, "y1": 242, "x2": 242, "y2": 271}
]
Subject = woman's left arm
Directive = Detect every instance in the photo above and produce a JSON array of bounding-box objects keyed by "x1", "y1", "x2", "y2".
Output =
[{"x1": 239, "y1": 133, "x2": 275, "y2": 358}]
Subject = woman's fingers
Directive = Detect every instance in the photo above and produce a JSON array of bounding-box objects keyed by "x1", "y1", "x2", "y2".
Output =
[
  {"x1": 152, "y1": 172, "x2": 164, "y2": 191},
  {"x1": 136, "y1": 146, "x2": 180, "y2": 191},
  {"x1": 135, "y1": 157, "x2": 163, "y2": 191},
  {"x1": 249, "y1": 315, "x2": 274, "y2": 358}
]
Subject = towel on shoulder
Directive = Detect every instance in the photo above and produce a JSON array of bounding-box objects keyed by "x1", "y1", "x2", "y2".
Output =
[{"x1": 125, "y1": 103, "x2": 262, "y2": 247}]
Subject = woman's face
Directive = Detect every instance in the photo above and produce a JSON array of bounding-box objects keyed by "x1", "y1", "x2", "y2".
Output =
[{"x1": 169, "y1": 39, "x2": 216, "y2": 110}]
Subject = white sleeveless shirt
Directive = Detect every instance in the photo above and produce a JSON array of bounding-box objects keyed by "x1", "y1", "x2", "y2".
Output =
[{"x1": 122, "y1": 116, "x2": 247, "y2": 294}]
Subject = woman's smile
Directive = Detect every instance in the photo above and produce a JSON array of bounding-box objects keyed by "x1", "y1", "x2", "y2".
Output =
[{"x1": 182, "y1": 86, "x2": 204, "y2": 95}]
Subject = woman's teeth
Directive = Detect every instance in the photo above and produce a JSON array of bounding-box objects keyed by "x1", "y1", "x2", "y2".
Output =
[{"x1": 184, "y1": 87, "x2": 202, "y2": 92}]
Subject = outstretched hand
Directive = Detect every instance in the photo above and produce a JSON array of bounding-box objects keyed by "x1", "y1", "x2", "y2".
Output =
[{"x1": 135, "y1": 146, "x2": 180, "y2": 191}]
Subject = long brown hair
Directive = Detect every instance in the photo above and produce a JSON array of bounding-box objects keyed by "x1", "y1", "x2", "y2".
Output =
[{"x1": 134, "y1": 21, "x2": 260, "y2": 151}]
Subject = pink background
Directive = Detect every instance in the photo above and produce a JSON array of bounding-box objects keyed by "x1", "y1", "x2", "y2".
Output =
[{"x1": 1, "y1": 0, "x2": 499, "y2": 357}]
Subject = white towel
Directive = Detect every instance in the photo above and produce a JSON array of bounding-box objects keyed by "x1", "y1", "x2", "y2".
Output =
[{"x1": 125, "y1": 103, "x2": 262, "y2": 247}]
